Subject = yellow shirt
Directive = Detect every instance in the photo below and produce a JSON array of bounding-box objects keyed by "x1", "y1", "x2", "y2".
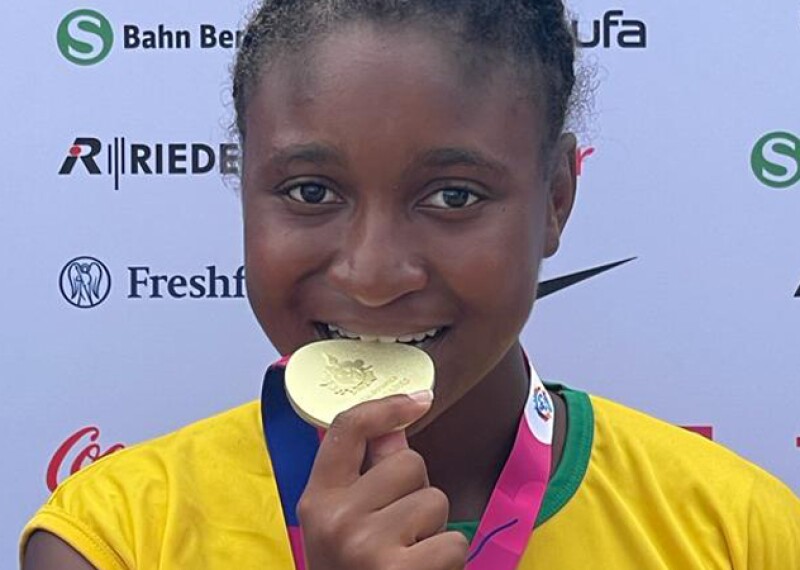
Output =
[{"x1": 21, "y1": 388, "x2": 800, "y2": 569}]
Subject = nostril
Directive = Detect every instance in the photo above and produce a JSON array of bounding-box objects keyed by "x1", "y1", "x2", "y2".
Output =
[{"x1": 327, "y1": 257, "x2": 428, "y2": 308}]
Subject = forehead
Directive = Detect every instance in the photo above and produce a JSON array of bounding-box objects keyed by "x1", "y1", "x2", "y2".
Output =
[{"x1": 243, "y1": 23, "x2": 545, "y2": 173}]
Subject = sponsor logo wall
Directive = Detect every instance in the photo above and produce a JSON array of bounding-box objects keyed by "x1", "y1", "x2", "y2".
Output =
[
  {"x1": 60, "y1": 137, "x2": 240, "y2": 190},
  {"x1": 59, "y1": 257, "x2": 246, "y2": 306},
  {"x1": 2, "y1": 1, "x2": 798, "y2": 563},
  {"x1": 56, "y1": 8, "x2": 244, "y2": 65}
]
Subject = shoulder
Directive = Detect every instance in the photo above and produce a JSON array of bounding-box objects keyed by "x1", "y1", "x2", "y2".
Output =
[
  {"x1": 53, "y1": 399, "x2": 266, "y2": 495},
  {"x1": 586, "y1": 394, "x2": 800, "y2": 567},
  {"x1": 21, "y1": 401, "x2": 285, "y2": 570},
  {"x1": 588, "y1": 394, "x2": 782, "y2": 490}
]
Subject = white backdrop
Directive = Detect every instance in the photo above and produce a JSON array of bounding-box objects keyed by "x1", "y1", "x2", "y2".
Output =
[{"x1": 2, "y1": 1, "x2": 799, "y2": 564}]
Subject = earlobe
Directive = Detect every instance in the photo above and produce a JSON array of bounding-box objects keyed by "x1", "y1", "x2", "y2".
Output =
[{"x1": 543, "y1": 133, "x2": 578, "y2": 258}]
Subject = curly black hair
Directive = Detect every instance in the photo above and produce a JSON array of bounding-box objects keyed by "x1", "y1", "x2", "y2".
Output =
[{"x1": 232, "y1": 0, "x2": 581, "y2": 155}]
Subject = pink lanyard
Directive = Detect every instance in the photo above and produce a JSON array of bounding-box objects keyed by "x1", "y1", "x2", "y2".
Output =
[
  {"x1": 464, "y1": 365, "x2": 553, "y2": 568},
  {"x1": 261, "y1": 357, "x2": 554, "y2": 570}
]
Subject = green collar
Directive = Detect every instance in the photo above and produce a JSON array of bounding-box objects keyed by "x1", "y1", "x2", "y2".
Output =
[
  {"x1": 446, "y1": 385, "x2": 593, "y2": 540},
  {"x1": 536, "y1": 384, "x2": 593, "y2": 526}
]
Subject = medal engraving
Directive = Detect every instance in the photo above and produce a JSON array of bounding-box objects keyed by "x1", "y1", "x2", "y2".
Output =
[
  {"x1": 285, "y1": 340, "x2": 435, "y2": 428},
  {"x1": 320, "y1": 354, "x2": 377, "y2": 395}
]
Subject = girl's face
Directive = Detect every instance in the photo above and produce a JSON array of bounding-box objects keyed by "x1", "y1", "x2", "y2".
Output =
[{"x1": 242, "y1": 24, "x2": 575, "y2": 428}]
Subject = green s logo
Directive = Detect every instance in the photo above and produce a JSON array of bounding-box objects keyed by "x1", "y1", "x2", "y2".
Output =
[
  {"x1": 751, "y1": 131, "x2": 800, "y2": 190},
  {"x1": 57, "y1": 9, "x2": 113, "y2": 66}
]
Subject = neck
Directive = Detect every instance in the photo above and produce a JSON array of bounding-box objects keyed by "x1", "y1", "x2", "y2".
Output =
[{"x1": 409, "y1": 343, "x2": 566, "y2": 521}]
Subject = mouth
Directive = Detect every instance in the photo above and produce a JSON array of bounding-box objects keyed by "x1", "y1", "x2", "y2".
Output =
[{"x1": 313, "y1": 322, "x2": 448, "y2": 350}]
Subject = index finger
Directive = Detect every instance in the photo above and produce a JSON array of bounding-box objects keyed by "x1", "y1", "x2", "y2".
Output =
[{"x1": 306, "y1": 390, "x2": 433, "y2": 490}]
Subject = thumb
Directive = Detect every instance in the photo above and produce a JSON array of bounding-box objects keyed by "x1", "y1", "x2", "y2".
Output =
[
  {"x1": 364, "y1": 430, "x2": 410, "y2": 471},
  {"x1": 364, "y1": 389, "x2": 433, "y2": 472}
]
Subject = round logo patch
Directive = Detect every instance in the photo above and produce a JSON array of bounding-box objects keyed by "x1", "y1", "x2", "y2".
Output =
[{"x1": 57, "y1": 9, "x2": 114, "y2": 66}]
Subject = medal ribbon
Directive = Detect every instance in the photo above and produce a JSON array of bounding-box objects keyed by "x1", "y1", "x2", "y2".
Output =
[{"x1": 261, "y1": 353, "x2": 554, "y2": 570}]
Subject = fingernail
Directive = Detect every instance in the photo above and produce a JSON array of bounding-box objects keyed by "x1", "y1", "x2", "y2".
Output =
[{"x1": 407, "y1": 389, "x2": 434, "y2": 404}]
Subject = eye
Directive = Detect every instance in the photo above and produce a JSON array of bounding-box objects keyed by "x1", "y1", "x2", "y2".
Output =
[
  {"x1": 285, "y1": 182, "x2": 342, "y2": 205},
  {"x1": 421, "y1": 187, "x2": 482, "y2": 209}
]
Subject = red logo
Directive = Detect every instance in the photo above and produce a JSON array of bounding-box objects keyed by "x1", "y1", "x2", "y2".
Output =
[
  {"x1": 576, "y1": 145, "x2": 595, "y2": 177},
  {"x1": 46, "y1": 426, "x2": 125, "y2": 492},
  {"x1": 682, "y1": 425, "x2": 714, "y2": 440}
]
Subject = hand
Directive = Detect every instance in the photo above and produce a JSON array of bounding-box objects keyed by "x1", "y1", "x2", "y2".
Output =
[{"x1": 297, "y1": 391, "x2": 469, "y2": 570}]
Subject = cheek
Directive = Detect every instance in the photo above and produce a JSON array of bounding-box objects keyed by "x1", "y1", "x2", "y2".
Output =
[
  {"x1": 449, "y1": 207, "x2": 542, "y2": 323},
  {"x1": 243, "y1": 217, "x2": 286, "y2": 343},
  {"x1": 243, "y1": 204, "x2": 327, "y2": 349}
]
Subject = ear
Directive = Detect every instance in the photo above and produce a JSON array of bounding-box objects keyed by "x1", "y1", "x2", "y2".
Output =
[{"x1": 543, "y1": 133, "x2": 577, "y2": 258}]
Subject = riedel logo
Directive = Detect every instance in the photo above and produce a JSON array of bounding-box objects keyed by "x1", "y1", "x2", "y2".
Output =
[
  {"x1": 59, "y1": 136, "x2": 240, "y2": 190},
  {"x1": 46, "y1": 426, "x2": 125, "y2": 491},
  {"x1": 572, "y1": 9, "x2": 647, "y2": 49}
]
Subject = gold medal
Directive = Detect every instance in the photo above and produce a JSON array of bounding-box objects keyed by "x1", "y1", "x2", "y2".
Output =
[{"x1": 284, "y1": 339, "x2": 435, "y2": 428}]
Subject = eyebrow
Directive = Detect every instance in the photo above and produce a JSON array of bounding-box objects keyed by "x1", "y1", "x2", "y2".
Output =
[
  {"x1": 263, "y1": 142, "x2": 508, "y2": 177},
  {"x1": 416, "y1": 147, "x2": 509, "y2": 176},
  {"x1": 266, "y1": 142, "x2": 347, "y2": 170}
]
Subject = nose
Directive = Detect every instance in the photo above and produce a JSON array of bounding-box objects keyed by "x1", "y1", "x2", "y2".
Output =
[{"x1": 327, "y1": 209, "x2": 428, "y2": 308}]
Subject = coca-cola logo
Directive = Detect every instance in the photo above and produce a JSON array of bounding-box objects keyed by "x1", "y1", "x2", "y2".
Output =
[{"x1": 46, "y1": 426, "x2": 125, "y2": 492}]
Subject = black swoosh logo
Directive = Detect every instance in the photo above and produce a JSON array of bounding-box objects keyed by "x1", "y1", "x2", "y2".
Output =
[{"x1": 537, "y1": 257, "x2": 636, "y2": 299}]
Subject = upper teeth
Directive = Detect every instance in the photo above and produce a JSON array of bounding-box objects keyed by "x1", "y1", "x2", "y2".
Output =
[{"x1": 324, "y1": 324, "x2": 440, "y2": 344}]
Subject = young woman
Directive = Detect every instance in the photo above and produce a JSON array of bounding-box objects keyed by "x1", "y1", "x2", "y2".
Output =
[{"x1": 21, "y1": 1, "x2": 800, "y2": 568}]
